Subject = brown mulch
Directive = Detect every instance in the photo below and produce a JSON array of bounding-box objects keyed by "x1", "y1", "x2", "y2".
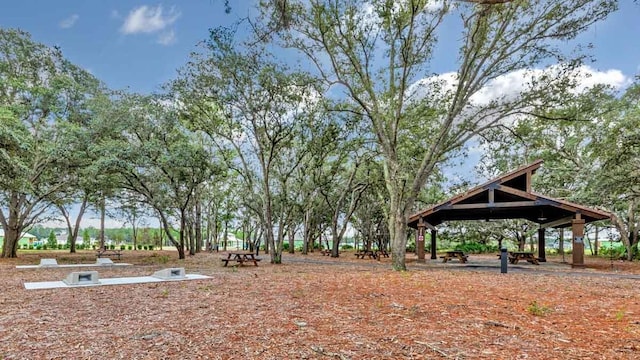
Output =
[{"x1": 0, "y1": 250, "x2": 639, "y2": 359}]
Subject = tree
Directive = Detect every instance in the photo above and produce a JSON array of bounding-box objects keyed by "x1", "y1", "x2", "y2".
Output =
[
  {"x1": 0, "y1": 29, "x2": 104, "y2": 257},
  {"x1": 263, "y1": 0, "x2": 617, "y2": 269},
  {"x1": 174, "y1": 27, "x2": 323, "y2": 263},
  {"x1": 47, "y1": 230, "x2": 57, "y2": 248},
  {"x1": 95, "y1": 93, "x2": 218, "y2": 259}
]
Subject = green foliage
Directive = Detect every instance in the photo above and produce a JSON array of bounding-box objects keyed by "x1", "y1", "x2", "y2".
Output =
[
  {"x1": 341, "y1": 244, "x2": 353, "y2": 250},
  {"x1": 47, "y1": 231, "x2": 57, "y2": 248},
  {"x1": 109, "y1": 244, "x2": 115, "y2": 250},
  {"x1": 127, "y1": 245, "x2": 132, "y2": 250},
  {"x1": 282, "y1": 243, "x2": 289, "y2": 251},
  {"x1": 42, "y1": 244, "x2": 48, "y2": 250},
  {"x1": 454, "y1": 243, "x2": 498, "y2": 254},
  {"x1": 148, "y1": 244, "x2": 154, "y2": 250},
  {"x1": 137, "y1": 245, "x2": 142, "y2": 250},
  {"x1": 600, "y1": 243, "x2": 626, "y2": 259},
  {"x1": 120, "y1": 245, "x2": 126, "y2": 250},
  {"x1": 526, "y1": 301, "x2": 552, "y2": 317}
]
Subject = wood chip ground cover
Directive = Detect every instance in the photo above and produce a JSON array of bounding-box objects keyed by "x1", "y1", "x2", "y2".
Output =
[{"x1": 0, "y1": 251, "x2": 639, "y2": 359}]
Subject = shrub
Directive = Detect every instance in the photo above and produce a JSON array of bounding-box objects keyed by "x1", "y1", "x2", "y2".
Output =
[
  {"x1": 57, "y1": 244, "x2": 63, "y2": 250},
  {"x1": 120, "y1": 245, "x2": 126, "y2": 250},
  {"x1": 42, "y1": 244, "x2": 48, "y2": 250},
  {"x1": 282, "y1": 243, "x2": 289, "y2": 250},
  {"x1": 454, "y1": 242, "x2": 498, "y2": 254},
  {"x1": 77, "y1": 244, "x2": 85, "y2": 250},
  {"x1": 28, "y1": 245, "x2": 34, "y2": 250},
  {"x1": 406, "y1": 240, "x2": 416, "y2": 253},
  {"x1": 600, "y1": 245, "x2": 625, "y2": 259},
  {"x1": 127, "y1": 245, "x2": 132, "y2": 250},
  {"x1": 526, "y1": 301, "x2": 552, "y2": 316},
  {"x1": 143, "y1": 245, "x2": 148, "y2": 250},
  {"x1": 109, "y1": 244, "x2": 115, "y2": 250},
  {"x1": 22, "y1": 244, "x2": 28, "y2": 250},
  {"x1": 341, "y1": 244, "x2": 354, "y2": 250},
  {"x1": 137, "y1": 244, "x2": 142, "y2": 250},
  {"x1": 148, "y1": 244, "x2": 154, "y2": 251}
]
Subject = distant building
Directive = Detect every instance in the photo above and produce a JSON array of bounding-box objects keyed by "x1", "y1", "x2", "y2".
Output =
[{"x1": 0, "y1": 229, "x2": 39, "y2": 247}]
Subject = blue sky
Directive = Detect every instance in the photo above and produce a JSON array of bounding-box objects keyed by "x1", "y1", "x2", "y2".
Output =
[
  {"x1": 2, "y1": 0, "x2": 639, "y2": 228},
  {"x1": 1, "y1": 1, "x2": 638, "y2": 95},
  {"x1": 0, "y1": 0, "x2": 251, "y2": 94}
]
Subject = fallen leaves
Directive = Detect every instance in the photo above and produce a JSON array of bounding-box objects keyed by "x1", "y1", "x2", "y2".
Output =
[{"x1": 0, "y1": 251, "x2": 639, "y2": 359}]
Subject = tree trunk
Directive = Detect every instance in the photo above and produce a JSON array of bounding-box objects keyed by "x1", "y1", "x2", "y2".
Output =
[
  {"x1": 302, "y1": 209, "x2": 310, "y2": 255},
  {"x1": 288, "y1": 222, "x2": 295, "y2": 254},
  {"x1": 99, "y1": 196, "x2": 106, "y2": 250},
  {"x1": 594, "y1": 225, "x2": 599, "y2": 256},
  {"x1": 1, "y1": 226, "x2": 21, "y2": 258},
  {"x1": 195, "y1": 198, "x2": 202, "y2": 253}
]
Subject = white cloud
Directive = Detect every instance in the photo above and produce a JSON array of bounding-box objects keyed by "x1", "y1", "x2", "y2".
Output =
[
  {"x1": 59, "y1": 14, "x2": 79, "y2": 29},
  {"x1": 120, "y1": 5, "x2": 180, "y2": 35},
  {"x1": 156, "y1": 30, "x2": 177, "y2": 46}
]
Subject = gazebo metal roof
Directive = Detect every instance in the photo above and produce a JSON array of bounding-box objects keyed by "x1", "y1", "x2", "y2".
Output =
[{"x1": 408, "y1": 160, "x2": 611, "y2": 229}]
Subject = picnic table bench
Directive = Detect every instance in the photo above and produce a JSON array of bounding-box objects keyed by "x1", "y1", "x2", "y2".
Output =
[
  {"x1": 221, "y1": 251, "x2": 261, "y2": 267},
  {"x1": 321, "y1": 249, "x2": 342, "y2": 256},
  {"x1": 376, "y1": 249, "x2": 389, "y2": 258},
  {"x1": 96, "y1": 248, "x2": 122, "y2": 260},
  {"x1": 439, "y1": 250, "x2": 468, "y2": 263},
  {"x1": 355, "y1": 250, "x2": 378, "y2": 260},
  {"x1": 507, "y1": 251, "x2": 539, "y2": 265}
]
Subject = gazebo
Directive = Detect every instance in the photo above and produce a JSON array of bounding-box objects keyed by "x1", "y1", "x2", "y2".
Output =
[{"x1": 407, "y1": 160, "x2": 611, "y2": 267}]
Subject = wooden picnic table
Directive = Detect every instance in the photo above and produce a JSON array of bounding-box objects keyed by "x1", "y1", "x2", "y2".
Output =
[
  {"x1": 508, "y1": 251, "x2": 539, "y2": 265},
  {"x1": 355, "y1": 250, "x2": 378, "y2": 260},
  {"x1": 354, "y1": 249, "x2": 390, "y2": 261},
  {"x1": 96, "y1": 248, "x2": 122, "y2": 260},
  {"x1": 221, "y1": 251, "x2": 261, "y2": 267},
  {"x1": 439, "y1": 250, "x2": 468, "y2": 263}
]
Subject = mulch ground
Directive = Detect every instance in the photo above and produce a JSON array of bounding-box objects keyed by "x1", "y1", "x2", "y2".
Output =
[{"x1": 0, "y1": 250, "x2": 639, "y2": 359}]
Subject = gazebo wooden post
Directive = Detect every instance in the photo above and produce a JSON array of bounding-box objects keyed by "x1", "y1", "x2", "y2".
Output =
[
  {"x1": 416, "y1": 218, "x2": 426, "y2": 262},
  {"x1": 430, "y1": 229, "x2": 437, "y2": 260},
  {"x1": 571, "y1": 213, "x2": 586, "y2": 268},
  {"x1": 537, "y1": 228, "x2": 546, "y2": 262}
]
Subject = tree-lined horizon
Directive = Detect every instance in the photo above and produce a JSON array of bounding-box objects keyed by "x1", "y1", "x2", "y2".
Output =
[{"x1": 2, "y1": 1, "x2": 637, "y2": 266}]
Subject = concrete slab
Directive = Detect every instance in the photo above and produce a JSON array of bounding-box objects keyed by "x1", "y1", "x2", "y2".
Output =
[
  {"x1": 96, "y1": 258, "x2": 114, "y2": 266},
  {"x1": 17, "y1": 263, "x2": 132, "y2": 269},
  {"x1": 152, "y1": 268, "x2": 185, "y2": 280},
  {"x1": 24, "y1": 274, "x2": 211, "y2": 290},
  {"x1": 39, "y1": 259, "x2": 58, "y2": 267},
  {"x1": 63, "y1": 271, "x2": 100, "y2": 285}
]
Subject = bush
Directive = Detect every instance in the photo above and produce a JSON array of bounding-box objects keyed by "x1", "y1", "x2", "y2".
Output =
[
  {"x1": 57, "y1": 244, "x2": 63, "y2": 250},
  {"x1": 109, "y1": 244, "x2": 115, "y2": 250},
  {"x1": 77, "y1": 244, "x2": 85, "y2": 250},
  {"x1": 601, "y1": 244, "x2": 626, "y2": 259},
  {"x1": 143, "y1": 245, "x2": 148, "y2": 250},
  {"x1": 341, "y1": 244, "x2": 354, "y2": 250},
  {"x1": 148, "y1": 244, "x2": 154, "y2": 251},
  {"x1": 454, "y1": 242, "x2": 498, "y2": 254},
  {"x1": 120, "y1": 245, "x2": 126, "y2": 250},
  {"x1": 406, "y1": 240, "x2": 416, "y2": 253},
  {"x1": 42, "y1": 244, "x2": 48, "y2": 250},
  {"x1": 282, "y1": 243, "x2": 289, "y2": 250},
  {"x1": 127, "y1": 245, "x2": 132, "y2": 250},
  {"x1": 28, "y1": 245, "x2": 34, "y2": 250},
  {"x1": 137, "y1": 244, "x2": 142, "y2": 250},
  {"x1": 22, "y1": 244, "x2": 28, "y2": 250}
]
